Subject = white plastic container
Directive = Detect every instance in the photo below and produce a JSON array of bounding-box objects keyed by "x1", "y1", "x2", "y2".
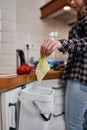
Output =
[{"x1": 18, "y1": 86, "x2": 55, "y2": 130}]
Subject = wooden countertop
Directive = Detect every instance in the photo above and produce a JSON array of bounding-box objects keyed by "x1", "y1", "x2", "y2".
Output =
[{"x1": 0, "y1": 70, "x2": 63, "y2": 92}]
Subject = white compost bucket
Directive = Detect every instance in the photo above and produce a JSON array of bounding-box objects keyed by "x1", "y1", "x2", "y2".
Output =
[{"x1": 18, "y1": 86, "x2": 55, "y2": 130}]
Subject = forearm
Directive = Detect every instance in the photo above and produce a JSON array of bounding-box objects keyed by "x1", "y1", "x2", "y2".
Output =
[{"x1": 59, "y1": 38, "x2": 87, "y2": 54}]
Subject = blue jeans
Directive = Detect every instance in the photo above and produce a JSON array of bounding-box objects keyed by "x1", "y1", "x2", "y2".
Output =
[{"x1": 65, "y1": 80, "x2": 87, "y2": 130}]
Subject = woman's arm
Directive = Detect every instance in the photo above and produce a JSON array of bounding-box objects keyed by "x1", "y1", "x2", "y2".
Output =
[
  {"x1": 40, "y1": 15, "x2": 87, "y2": 57},
  {"x1": 40, "y1": 37, "x2": 87, "y2": 57},
  {"x1": 59, "y1": 38, "x2": 87, "y2": 54}
]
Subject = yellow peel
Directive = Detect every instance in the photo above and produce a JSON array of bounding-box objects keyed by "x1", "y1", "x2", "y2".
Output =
[{"x1": 36, "y1": 57, "x2": 50, "y2": 81}]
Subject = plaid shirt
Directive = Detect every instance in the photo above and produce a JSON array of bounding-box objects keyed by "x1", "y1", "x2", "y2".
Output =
[{"x1": 60, "y1": 14, "x2": 87, "y2": 84}]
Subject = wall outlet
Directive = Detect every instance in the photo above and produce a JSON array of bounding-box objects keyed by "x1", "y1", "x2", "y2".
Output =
[
  {"x1": 29, "y1": 42, "x2": 36, "y2": 50},
  {"x1": 25, "y1": 41, "x2": 36, "y2": 50}
]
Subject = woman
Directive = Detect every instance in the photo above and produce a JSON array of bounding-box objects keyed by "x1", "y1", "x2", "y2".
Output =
[{"x1": 40, "y1": 0, "x2": 87, "y2": 130}]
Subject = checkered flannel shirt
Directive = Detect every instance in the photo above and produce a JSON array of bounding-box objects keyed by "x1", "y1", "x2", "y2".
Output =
[{"x1": 59, "y1": 14, "x2": 87, "y2": 84}]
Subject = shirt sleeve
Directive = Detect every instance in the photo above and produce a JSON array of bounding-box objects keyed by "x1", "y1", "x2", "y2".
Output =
[
  {"x1": 59, "y1": 15, "x2": 87, "y2": 54},
  {"x1": 59, "y1": 38, "x2": 87, "y2": 54}
]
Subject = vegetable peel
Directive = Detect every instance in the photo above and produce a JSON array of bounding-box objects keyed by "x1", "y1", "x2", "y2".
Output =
[{"x1": 36, "y1": 57, "x2": 50, "y2": 81}]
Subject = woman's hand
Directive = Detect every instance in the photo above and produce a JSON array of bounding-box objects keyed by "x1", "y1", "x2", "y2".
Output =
[{"x1": 40, "y1": 38, "x2": 62, "y2": 57}]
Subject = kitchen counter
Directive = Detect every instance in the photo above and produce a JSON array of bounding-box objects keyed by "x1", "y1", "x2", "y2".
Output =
[{"x1": 0, "y1": 70, "x2": 63, "y2": 92}]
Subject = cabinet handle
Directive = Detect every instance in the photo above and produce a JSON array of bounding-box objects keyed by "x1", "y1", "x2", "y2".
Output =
[
  {"x1": 53, "y1": 111, "x2": 65, "y2": 117},
  {"x1": 9, "y1": 127, "x2": 16, "y2": 130},
  {"x1": 52, "y1": 86, "x2": 63, "y2": 90},
  {"x1": 9, "y1": 103, "x2": 17, "y2": 130},
  {"x1": 21, "y1": 84, "x2": 26, "y2": 89}
]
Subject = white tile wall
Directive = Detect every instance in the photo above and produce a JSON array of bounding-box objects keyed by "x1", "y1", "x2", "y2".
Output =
[
  {"x1": 0, "y1": 0, "x2": 70, "y2": 74},
  {"x1": 0, "y1": 0, "x2": 16, "y2": 74},
  {"x1": 0, "y1": 9, "x2": 1, "y2": 47},
  {"x1": 16, "y1": 0, "x2": 69, "y2": 64},
  {"x1": 2, "y1": 21, "x2": 16, "y2": 32},
  {"x1": 0, "y1": 20, "x2": 1, "y2": 43},
  {"x1": 45, "y1": 0, "x2": 51, "y2": 3},
  {"x1": 2, "y1": 9, "x2": 16, "y2": 22},
  {"x1": 0, "y1": 9, "x2": 1, "y2": 19},
  {"x1": 0, "y1": 21, "x2": 1, "y2": 30},
  {"x1": 0, "y1": 43, "x2": 16, "y2": 54},
  {"x1": 0, "y1": 31, "x2": 1, "y2": 42},
  {"x1": 1, "y1": 0, "x2": 16, "y2": 10}
]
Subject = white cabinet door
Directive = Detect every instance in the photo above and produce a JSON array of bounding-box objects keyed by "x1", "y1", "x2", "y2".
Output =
[
  {"x1": 1, "y1": 82, "x2": 36, "y2": 130},
  {"x1": 1, "y1": 87, "x2": 21, "y2": 130}
]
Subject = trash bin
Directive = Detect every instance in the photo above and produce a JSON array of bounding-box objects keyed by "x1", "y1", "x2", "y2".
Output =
[{"x1": 18, "y1": 86, "x2": 55, "y2": 130}]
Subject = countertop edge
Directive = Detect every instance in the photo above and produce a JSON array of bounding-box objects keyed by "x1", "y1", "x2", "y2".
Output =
[{"x1": 0, "y1": 70, "x2": 63, "y2": 92}]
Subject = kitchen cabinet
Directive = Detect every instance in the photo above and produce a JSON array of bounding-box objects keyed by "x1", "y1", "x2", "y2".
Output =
[
  {"x1": 40, "y1": 0, "x2": 70, "y2": 19},
  {"x1": 1, "y1": 87, "x2": 22, "y2": 130},
  {"x1": 40, "y1": 0, "x2": 76, "y2": 25},
  {"x1": 0, "y1": 82, "x2": 36, "y2": 130},
  {"x1": 0, "y1": 71, "x2": 64, "y2": 130}
]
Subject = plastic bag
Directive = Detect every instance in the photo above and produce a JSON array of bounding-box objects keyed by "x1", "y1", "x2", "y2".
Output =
[{"x1": 36, "y1": 57, "x2": 50, "y2": 81}]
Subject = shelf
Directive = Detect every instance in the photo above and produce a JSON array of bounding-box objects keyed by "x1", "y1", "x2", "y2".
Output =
[{"x1": 40, "y1": 0, "x2": 70, "y2": 19}]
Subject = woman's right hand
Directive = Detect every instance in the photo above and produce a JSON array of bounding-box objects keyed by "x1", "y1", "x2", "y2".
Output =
[{"x1": 40, "y1": 38, "x2": 62, "y2": 57}]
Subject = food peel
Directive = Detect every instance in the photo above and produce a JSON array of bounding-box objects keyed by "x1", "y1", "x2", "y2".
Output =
[{"x1": 36, "y1": 57, "x2": 50, "y2": 82}]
